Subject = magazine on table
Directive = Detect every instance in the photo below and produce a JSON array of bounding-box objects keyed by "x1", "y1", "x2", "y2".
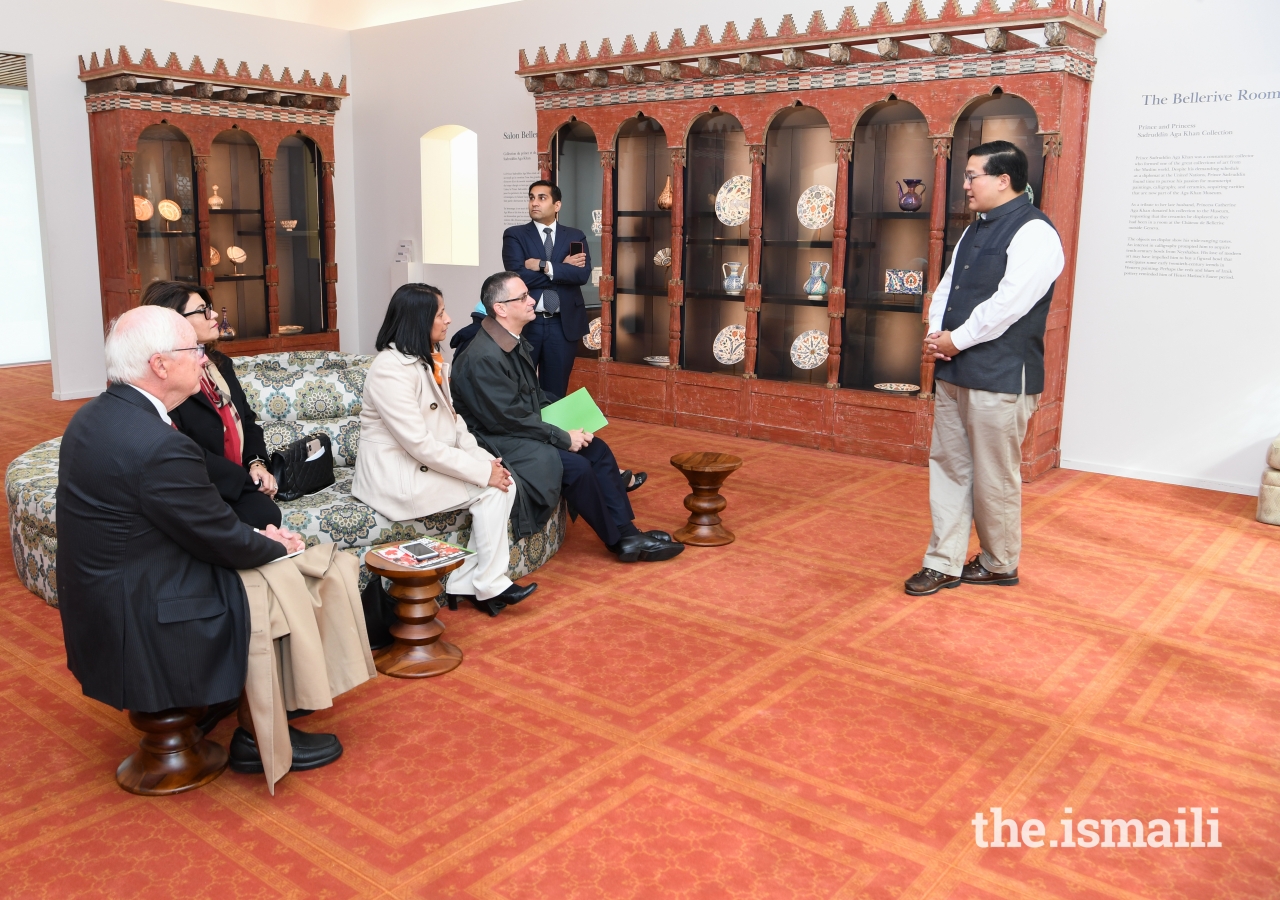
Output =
[{"x1": 374, "y1": 537, "x2": 473, "y2": 570}]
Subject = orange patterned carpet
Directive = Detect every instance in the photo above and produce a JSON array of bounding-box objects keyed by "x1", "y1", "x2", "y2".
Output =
[{"x1": 1, "y1": 362, "x2": 1277, "y2": 899}]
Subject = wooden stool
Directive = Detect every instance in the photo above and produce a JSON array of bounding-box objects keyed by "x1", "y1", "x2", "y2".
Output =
[
  {"x1": 364, "y1": 545, "x2": 466, "y2": 678},
  {"x1": 670, "y1": 451, "x2": 744, "y2": 546},
  {"x1": 116, "y1": 707, "x2": 228, "y2": 796}
]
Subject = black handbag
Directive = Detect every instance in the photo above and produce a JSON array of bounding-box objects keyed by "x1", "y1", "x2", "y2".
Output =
[{"x1": 269, "y1": 433, "x2": 335, "y2": 501}]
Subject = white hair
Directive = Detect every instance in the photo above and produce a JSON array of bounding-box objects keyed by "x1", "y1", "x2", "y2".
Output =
[{"x1": 103, "y1": 305, "x2": 193, "y2": 385}]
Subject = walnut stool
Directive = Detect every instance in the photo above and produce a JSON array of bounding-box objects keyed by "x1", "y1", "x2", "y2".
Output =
[
  {"x1": 116, "y1": 707, "x2": 228, "y2": 796},
  {"x1": 364, "y1": 545, "x2": 466, "y2": 678},
  {"x1": 670, "y1": 451, "x2": 744, "y2": 546}
]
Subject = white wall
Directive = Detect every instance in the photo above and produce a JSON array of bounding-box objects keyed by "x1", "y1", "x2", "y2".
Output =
[
  {"x1": 6, "y1": 0, "x2": 359, "y2": 398},
  {"x1": 0, "y1": 87, "x2": 50, "y2": 366},
  {"x1": 1063, "y1": 0, "x2": 1280, "y2": 494}
]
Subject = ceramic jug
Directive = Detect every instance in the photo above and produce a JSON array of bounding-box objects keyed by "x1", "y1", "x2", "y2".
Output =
[
  {"x1": 897, "y1": 179, "x2": 926, "y2": 212},
  {"x1": 803, "y1": 261, "x2": 830, "y2": 299},
  {"x1": 722, "y1": 261, "x2": 744, "y2": 295},
  {"x1": 657, "y1": 176, "x2": 674, "y2": 210},
  {"x1": 591, "y1": 209, "x2": 603, "y2": 236}
]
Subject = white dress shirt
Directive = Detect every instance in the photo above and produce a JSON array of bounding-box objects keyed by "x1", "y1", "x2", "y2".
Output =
[
  {"x1": 128, "y1": 384, "x2": 173, "y2": 425},
  {"x1": 533, "y1": 218, "x2": 557, "y2": 311},
  {"x1": 928, "y1": 217, "x2": 1064, "y2": 352}
]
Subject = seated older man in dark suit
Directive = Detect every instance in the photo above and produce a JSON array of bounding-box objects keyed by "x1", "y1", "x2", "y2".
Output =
[
  {"x1": 57, "y1": 306, "x2": 371, "y2": 791},
  {"x1": 450, "y1": 271, "x2": 683, "y2": 568}
]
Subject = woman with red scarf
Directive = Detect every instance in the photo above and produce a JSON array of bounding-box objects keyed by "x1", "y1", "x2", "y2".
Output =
[{"x1": 141, "y1": 281, "x2": 281, "y2": 528}]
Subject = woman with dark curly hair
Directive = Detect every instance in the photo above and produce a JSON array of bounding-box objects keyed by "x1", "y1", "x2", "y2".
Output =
[{"x1": 140, "y1": 281, "x2": 281, "y2": 528}]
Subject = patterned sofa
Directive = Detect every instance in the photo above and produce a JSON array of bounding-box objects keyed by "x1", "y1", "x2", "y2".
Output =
[{"x1": 6, "y1": 350, "x2": 565, "y2": 606}]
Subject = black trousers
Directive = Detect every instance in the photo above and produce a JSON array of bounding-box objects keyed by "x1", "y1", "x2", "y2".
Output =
[
  {"x1": 230, "y1": 488, "x2": 283, "y2": 529},
  {"x1": 525, "y1": 313, "x2": 577, "y2": 401},
  {"x1": 558, "y1": 436, "x2": 633, "y2": 547}
]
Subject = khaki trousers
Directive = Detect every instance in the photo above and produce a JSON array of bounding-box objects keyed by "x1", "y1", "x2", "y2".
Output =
[
  {"x1": 440, "y1": 480, "x2": 518, "y2": 601},
  {"x1": 238, "y1": 543, "x2": 377, "y2": 793},
  {"x1": 923, "y1": 379, "x2": 1039, "y2": 577}
]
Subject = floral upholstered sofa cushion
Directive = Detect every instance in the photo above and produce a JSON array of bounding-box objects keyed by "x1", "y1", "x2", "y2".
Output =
[{"x1": 6, "y1": 350, "x2": 565, "y2": 607}]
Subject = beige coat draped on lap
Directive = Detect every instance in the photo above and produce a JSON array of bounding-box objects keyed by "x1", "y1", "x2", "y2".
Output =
[
  {"x1": 238, "y1": 542, "x2": 376, "y2": 792},
  {"x1": 352, "y1": 346, "x2": 494, "y2": 522}
]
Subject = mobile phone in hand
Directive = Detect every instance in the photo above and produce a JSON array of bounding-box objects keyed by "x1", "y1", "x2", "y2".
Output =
[{"x1": 569, "y1": 241, "x2": 584, "y2": 256}]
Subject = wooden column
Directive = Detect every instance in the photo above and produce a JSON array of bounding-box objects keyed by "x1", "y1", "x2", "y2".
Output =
[
  {"x1": 194, "y1": 155, "x2": 214, "y2": 290},
  {"x1": 743, "y1": 144, "x2": 765, "y2": 378},
  {"x1": 260, "y1": 158, "x2": 279, "y2": 335},
  {"x1": 921, "y1": 136, "x2": 951, "y2": 397},
  {"x1": 826, "y1": 140, "x2": 852, "y2": 388},
  {"x1": 320, "y1": 160, "x2": 338, "y2": 332},
  {"x1": 598, "y1": 149, "x2": 615, "y2": 360},
  {"x1": 666, "y1": 147, "x2": 685, "y2": 368},
  {"x1": 119, "y1": 151, "x2": 142, "y2": 308}
]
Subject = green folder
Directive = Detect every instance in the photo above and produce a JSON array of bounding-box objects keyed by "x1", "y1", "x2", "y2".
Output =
[{"x1": 541, "y1": 388, "x2": 608, "y2": 433}]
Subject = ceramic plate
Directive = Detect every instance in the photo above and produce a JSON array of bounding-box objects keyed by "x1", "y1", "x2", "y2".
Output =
[
  {"x1": 208, "y1": 247, "x2": 221, "y2": 266},
  {"x1": 796, "y1": 184, "x2": 835, "y2": 230},
  {"x1": 712, "y1": 324, "x2": 746, "y2": 366},
  {"x1": 226, "y1": 245, "x2": 248, "y2": 265},
  {"x1": 156, "y1": 199, "x2": 183, "y2": 222},
  {"x1": 790, "y1": 329, "x2": 829, "y2": 370},
  {"x1": 582, "y1": 317, "x2": 602, "y2": 350},
  {"x1": 874, "y1": 382, "x2": 921, "y2": 393},
  {"x1": 277, "y1": 325, "x2": 304, "y2": 334},
  {"x1": 643, "y1": 355, "x2": 670, "y2": 367},
  {"x1": 885, "y1": 268, "x2": 924, "y2": 295},
  {"x1": 714, "y1": 175, "x2": 751, "y2": 227},
  {"x1": 133, "y1": 195, "x2": 154, "y2": 221},
  {"x1": 653, "y1": 247, "x2": 672, "y2": 267}
]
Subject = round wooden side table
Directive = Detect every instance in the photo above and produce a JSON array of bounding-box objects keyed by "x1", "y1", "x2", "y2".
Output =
[
  {"x1": 669, "y1": 451, "x2": 744, "y2": 546},
  {"x1": 116, "y1": 707, "x2": 228, "y2": 796},
  {"x1": 364, "y1": 545, "x2": 467, "y2": 678}
]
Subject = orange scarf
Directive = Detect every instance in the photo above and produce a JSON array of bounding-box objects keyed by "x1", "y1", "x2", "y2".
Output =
[{"x1": 431, "y1": 350, "x2": 443, "y2": 385}]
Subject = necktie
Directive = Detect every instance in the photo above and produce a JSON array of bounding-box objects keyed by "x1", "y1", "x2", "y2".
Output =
[{"x1": 541, "y1": 227, "x2": 560, "y2": 314}]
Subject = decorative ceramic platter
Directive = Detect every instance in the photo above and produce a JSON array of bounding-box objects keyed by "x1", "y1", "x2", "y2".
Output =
[
  {"x1": 226, "y1": 246, "x2": 248, "y2": 265},
  {"x1": 790, "y1": 329, "x2": 829, "y2": 370},
  {"x1": 712, "y1": 324, "x2": 746, "y2": 366},
  {"x1": 885, "y1": 268, "x2": 924, "y2": 295},
  {"x1": 796, "y1": 184, "x2": 835, "y2": 230},
  {"x1": 208, "y1": 247, "x2": 221, "y2": 266},
  {"x1": 874, "y1": 382, "x2": 921, "y2": 393},
  {"x1": 653, "y1": 247, "x2": 672, "y2": 267},
  {"x1": 156, "y1": 199, "x2": 183, "y2": 222},
  {"x1": 643, "y1": 355, "x2": 670, "y2": 367},
  {"x1": 582, "y1": 317, "x2": 602, "y2": 350},
  {"x1": 714, "y1": 175, "x2": 751, "y2": 227},
  {"x1": 277, "y1": 325, "x2": 304, "y2": 334},
  {"x1": 133, "y1": 195, "x2": 154, "y2": 221}
]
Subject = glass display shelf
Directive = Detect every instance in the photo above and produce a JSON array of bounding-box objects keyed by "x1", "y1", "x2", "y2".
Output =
[
  {"x1": 208, "y1": 130, "x2": 267, "y2": 340},
  {"x1": 551, "y1": 121, "x2": 604, "y2": 364},
  {"x1": 612, "y1": 115, "x2": 671, "y2": 365},
  {"x1": 272, "y1": 135, "x2": 325, "y2": 335},
  {"x1": 133, "y1": 124, "x2": 201, "y2": 288}
]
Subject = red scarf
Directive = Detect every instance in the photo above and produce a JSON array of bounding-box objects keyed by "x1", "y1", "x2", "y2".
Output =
[{"x1": 199, "y1": 367, "x2": 242, "y2": 464}]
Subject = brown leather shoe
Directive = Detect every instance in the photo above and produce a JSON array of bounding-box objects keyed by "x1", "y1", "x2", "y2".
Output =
[
  {"x1": 904, "y1": 568, "x2": 961, "y2": 596},
  {"x1": 961, "y1": 556, "x2": 1019, "y2": 586}
]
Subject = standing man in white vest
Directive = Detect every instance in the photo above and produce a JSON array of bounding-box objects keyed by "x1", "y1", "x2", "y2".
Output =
[{"x1": 905, "y1": 140, "x2": 1065, "y2": 597}]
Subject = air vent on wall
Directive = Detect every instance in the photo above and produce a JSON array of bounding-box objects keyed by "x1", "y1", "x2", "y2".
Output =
[{"x1": 0, "y1": 53, "x2": 28, "y2": 88}]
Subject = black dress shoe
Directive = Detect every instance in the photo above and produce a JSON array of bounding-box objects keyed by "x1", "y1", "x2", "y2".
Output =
[
  {"x1": 228, "y1": 726, "x2": 343, "y2": 774},
  {"x1": 611, "y1": 533, "x2": 685, "y2": 563},
  {"x1": 451, "y1": 581, "x2": 537, "y2": 618},
  {"x1": 644, "y1": 530, "x2": 674, "y2": 542},
  {"x1": 470, "y1": 597, "x2": 507, "y2": 617},
  {"x1": 195, "y1": 697, "x2": 241, "y2": 736},
  {"x1": 620, "y1": 470, "x2": 648, "y2": 493}
]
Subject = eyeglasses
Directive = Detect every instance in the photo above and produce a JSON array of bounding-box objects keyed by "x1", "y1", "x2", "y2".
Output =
[
  {"x1": 166, "y1": 345, "x2": 207, "y2": 359},
  {"x1": 182, "y1": 305, "x2": 216, "y2": 320},
  {"x1": 495, "y1": 291, "x2": 533, "y2": 305},
  {"x1": 962, "y1": 173, "x2": 999, "y2": 185}
]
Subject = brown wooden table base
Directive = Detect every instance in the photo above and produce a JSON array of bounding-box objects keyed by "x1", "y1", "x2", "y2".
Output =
[
  {"x1": 364, "y1": 547, "x2": 466, "y2": 678},
  {"x1": 670, "y1": 451, "x2": 744, "y2": 546},
  {"x1": 116, "y1": 707, "x2": 228, "y2": 796}
]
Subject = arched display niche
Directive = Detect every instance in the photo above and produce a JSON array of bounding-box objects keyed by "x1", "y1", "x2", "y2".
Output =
[
  {"x1": 207, "y1": 128, "x2": 267, "y2": 340},
  {"x1": 550, "y1": 120, "x2": 604, "y2": 363},
  {"x1": 945, "y1": 90, "x2": 1045, "y2": 264},
  {"x1": 612, "y1": 113, "x2": 672, "y2": 366},
  {"x1": 133, "y1": 123, "x2": 200, "y2": 290},
  {"x1": 273, "y1": 134, "x2": 326, "y2": 335},
  {"x1": 842, "y1": 98, "x2": 932, "y2": 392},
  {"x1": 758, "y1": 104, "x2": 835, "y2": 385},
  {"x1": 682, "y1": 109, "x2": 748, "y2": 376}
]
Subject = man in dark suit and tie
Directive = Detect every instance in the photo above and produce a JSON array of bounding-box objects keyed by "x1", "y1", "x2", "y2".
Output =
[{"x1": 501, "y1": 179, "x2": 591, "y2": 400}]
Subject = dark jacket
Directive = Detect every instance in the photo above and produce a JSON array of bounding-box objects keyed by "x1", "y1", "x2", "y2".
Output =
[
  {"x1": 168, "y1": 353, "x2": 271, "y2": 506},
  {"x1": 56, "y1": 384, "x2": 285, "y2": 712},
  {"x1": 448, "y1": 312, "x2": 487, "y2": 357},
  {"x1": 936, "y1": 194, "x2": 1058, "y2": 394},
  {"x1": 501, "y1": 220, "x2": 592, "y2": 340},
  {"x1": 450, "y1": 317, "x2": 571, "y2": 537}
]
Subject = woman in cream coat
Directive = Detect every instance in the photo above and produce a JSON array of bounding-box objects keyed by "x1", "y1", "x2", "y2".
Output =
[{"x1": 353, "y1": 284, "x2": 536, "y2": 616}]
